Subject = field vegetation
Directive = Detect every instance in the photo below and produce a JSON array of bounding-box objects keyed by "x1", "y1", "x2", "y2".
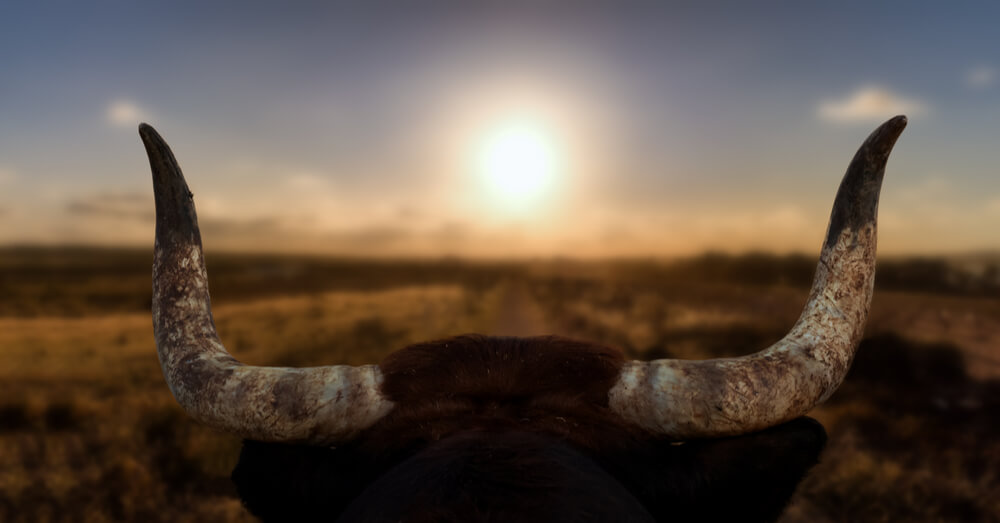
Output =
[{"x1": 1, "y1": 247, "x2": 998, "y2": 521}]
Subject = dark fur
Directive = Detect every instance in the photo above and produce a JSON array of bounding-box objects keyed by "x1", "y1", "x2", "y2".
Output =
[{"x1": 232, "y1": 335, "x2": 826, "y2": 522}]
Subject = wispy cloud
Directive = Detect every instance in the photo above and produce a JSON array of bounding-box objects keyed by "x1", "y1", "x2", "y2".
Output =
[
  {"x1": 200, "y1": 216, "x2": 287, "y2": 238},
  {"x1": 988, "y1": 195, "x2": 1000, "y2": 214},
  {"x1": 284, "y1": 172, "x2": 336, "y2": 191},
  {"x1": 818, "y1": 86, "x2": 926, "y2": 123},
  {"x1": 64, "y1": 192, "x2": 154, "y2": 221},
  {"x1": 106, "y1": 100, "x2": 150, "y2": 127},
  {"x1": 965, "y1": 65, "x2": 996, "y2": 89}
]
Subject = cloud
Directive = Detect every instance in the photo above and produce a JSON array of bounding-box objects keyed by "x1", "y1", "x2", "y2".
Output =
[
  {"x1": 988, "y1": 196, "x2": 1000, "y2": 214},
  {"x1": 965, "y1": 66, "x2": 996, "y2": 89},
  {"x1": 200, "y1": 216, "x2": 287, "y2": 237},
  {"x1": 64, "y1": 192, "x2": 154, "y2": 221},
  {"x1": 818, "y1": 86, "x2": 926, "y2": 123},
  {"x1": 322, "y1": 225, "x2": 412, "y2": 249},
  {"x1": 284, "y1": 172, "x2": 335, "y2": 190},
  {"x1": 106, "y1": 100, "x2": 150, "y2": 127},
  {"x1": 896, "y1": 176, "x2": 952, "y2": 201},
  {"x1": 64, "y1": 192, "x2": 308, "y2": 239}
]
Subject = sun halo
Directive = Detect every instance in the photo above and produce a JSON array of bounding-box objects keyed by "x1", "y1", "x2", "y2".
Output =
[{"x1": 474, "y1": 118, "x2": 561, "y2": 211}]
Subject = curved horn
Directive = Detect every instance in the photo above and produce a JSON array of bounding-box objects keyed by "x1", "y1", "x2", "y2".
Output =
[
  {"x1": 140, "y1": 124, "x2": 393, "y2": 444},
  {"x1": 609, "y1": 115, "x2": 907, "y2": 438}
]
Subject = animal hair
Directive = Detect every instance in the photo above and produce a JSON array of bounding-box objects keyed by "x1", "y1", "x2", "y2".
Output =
[{"x1": 232, "y1": 335, "x2": 826, "y2": 522}]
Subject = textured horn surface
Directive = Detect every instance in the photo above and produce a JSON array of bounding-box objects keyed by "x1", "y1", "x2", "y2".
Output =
[
  {"x1": 608, "y1": 116, "x2": 907, "y2": 438},
  {"x1": 142, "y1": 123, "x2": 393, "y2": 444}
]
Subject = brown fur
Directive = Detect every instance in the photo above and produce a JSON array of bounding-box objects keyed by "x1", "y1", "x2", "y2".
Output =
[
  {"x1": 232, "y1": 335, "x2": 827, "y2": 522},
  {"x1": 371, "y1": 335, "x2": 640, "y2": 452}
]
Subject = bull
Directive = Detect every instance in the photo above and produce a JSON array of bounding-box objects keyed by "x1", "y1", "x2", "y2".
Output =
[{"x1": 139, "y1": 115, "x2": 906, "y2": 522}]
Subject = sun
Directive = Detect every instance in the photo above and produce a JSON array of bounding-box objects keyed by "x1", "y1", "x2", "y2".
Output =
[{"x1": 475, "y1": 118, "x2": 561, "y2": 209}]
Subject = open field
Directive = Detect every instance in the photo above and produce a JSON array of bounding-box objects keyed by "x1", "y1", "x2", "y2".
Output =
[{"x1": 1, "y1": 248, "x2": 999, "y2": 521}]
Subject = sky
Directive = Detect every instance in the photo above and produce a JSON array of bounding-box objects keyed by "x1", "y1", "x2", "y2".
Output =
[{"x1": 0, "y1": 2, "x2": 998, "y2": 258}]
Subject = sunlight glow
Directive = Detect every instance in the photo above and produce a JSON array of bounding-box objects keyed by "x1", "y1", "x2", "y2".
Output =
[{"x1": 475, "y1": 119, "x2": 560, "y2": 209}]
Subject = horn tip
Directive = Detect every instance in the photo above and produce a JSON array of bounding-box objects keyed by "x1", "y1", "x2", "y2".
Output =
[
  {"x1": 139, "y1": 122, "x2": 165, "y2": 151},
  {"x1": 884, "y1": 114, "x2": 907, "y2": 132},
  {"x1": 870, "y1": 115, "x2": 908, "y2": 147}
]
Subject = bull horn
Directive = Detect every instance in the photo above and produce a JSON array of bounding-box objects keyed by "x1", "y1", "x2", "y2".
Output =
[
  {"x1": 140, "y1": 123, "x2": 393, "y2": 444},
  {"x1": 609, "y1": 115, "x2": 907, "y2": 438}
]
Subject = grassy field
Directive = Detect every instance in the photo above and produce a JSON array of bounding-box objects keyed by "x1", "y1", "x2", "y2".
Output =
[{"x1": 1, "y1": 248, "x2": 998, "y2": 521}]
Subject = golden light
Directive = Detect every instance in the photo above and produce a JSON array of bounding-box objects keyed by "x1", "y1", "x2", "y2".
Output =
[{"x1": 474, "y1": 118, "x2": 561, "y2": 211}]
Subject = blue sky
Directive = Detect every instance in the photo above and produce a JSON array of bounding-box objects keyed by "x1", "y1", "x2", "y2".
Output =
[{"x1": 0, "y1": 2, "x2": 998, "y2": 257}]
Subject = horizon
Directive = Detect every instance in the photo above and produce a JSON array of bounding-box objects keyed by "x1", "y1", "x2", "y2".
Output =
[
  {"x1": 1, "y1": 3, "x2": 998, "y2": 257},
  {"x1": 1, "y1": 242, "x2": 998, "y2": 265}
]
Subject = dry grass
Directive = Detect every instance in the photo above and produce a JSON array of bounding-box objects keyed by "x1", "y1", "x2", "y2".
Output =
[
  {"x1": 0, "y1": 284, "x2": 492, "y2": 522},
  {"x1": 1, "y1": 249, "x2": 998, "y2": 521}
]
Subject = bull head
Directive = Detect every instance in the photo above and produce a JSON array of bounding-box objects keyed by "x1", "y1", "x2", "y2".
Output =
[{"x1": 140, "y1": 116, "x2": 906, "y2": 445}]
